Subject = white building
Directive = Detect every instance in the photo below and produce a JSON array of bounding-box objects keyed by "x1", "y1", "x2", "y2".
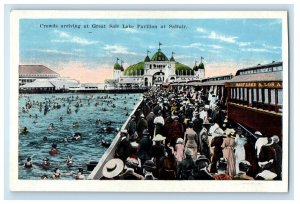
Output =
[{"x1": 112, "y1": 44, "x2": 205, "y2": 87}]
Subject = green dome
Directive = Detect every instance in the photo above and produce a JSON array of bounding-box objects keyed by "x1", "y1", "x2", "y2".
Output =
[
  {"x1": 124, "y1": 62, "x2": 145, "y2": 76},
  {"x1": 114, "y1": 63, "x2": 122, "y2": 70},
  {"x1": 151, "y1": 50, "x2": 169, "y2": 61},
  {"x1": 175, "y1": 62, "x2": 194, "y2": 75},
  {"x1": 170, "y1": 56, "x2": 175, "y2": 62},
  {"x1": 198, "y1": 62, "x2": 205, "y2": 69},
  {"x1": 144, "y1": 55, "x2": 150, "y2": 62}
]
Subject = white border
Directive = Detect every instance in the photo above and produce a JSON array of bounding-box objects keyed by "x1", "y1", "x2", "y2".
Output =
[{"x1": 10, "y1": 10, "x2": 289, "y2": 192}]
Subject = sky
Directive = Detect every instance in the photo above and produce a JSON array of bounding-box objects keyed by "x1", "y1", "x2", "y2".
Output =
[{"x1": 20, "y1": 18, "x2": 282, "y2": 83}]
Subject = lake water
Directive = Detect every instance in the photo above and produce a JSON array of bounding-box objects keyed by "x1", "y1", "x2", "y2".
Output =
[{"x1": 18, "y1": 93, "x2": 142, "y2": 180}]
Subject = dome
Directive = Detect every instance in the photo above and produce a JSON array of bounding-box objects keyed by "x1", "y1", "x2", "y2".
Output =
[
  {"x1": 144, "y1": 55, "x2": 150, "y2": 62},
  {"x1": 175, "y1": 62, "x2": 194, "y2": 75},
  {"x1": 114, "y1": 63, "x2": 122, "y2": 70},
  {"x1": 198, "y1": 62, "x2": 205, "y2": 69},
  {"x1": 151, "y1": 50, "x2": 169, "y2": 61},
  {"x1": 123, "y1": 62, "x2": 145, "y2": 76},
  {"x1": 170, "y1": 56, "x2": 175, "y2": 62}
]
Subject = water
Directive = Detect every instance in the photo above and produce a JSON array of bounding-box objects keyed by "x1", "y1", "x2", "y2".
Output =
[{"x1": 18, "y1": 93, "x2": 142, "y2": 180}]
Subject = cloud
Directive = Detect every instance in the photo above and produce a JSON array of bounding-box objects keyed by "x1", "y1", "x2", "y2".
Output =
[
  {"x1": 240, "y1": 47, "x2": 280, "y2": 54},
  {"x1": 207, "y1": 44, "x2": 223, "y2": 49},
  {"x1": 52, "y1": 30, "x2": 98, "y2": 45},
  {"x1": 208, "y1": 31, "x2": 238, "y2": 43},
  {"x1": 196, "y1": 27, "x2": 207, "y2": 33},
  {"x1": 238, "y1": 42, "x2": 251, "y2": 47},
  {"x1": 103, "y1": 44, "x2": 138, "y2": 55},
  {"x1": 31, "y1": 48, "x2": 77, "y2": 56},
  {"x1": 262, "y1": 43, "x2": 281, "y2": 50}
]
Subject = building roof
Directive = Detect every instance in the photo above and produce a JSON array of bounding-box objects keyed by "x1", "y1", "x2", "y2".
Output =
[
  {"x1": 19, "y1": 65, "x2": 60, "y2": 76},
  {"x1": 21, "y1": 79, "x2": 54, "y2": 88},
  {"x1": 229, "y1": 71, "x2": 282, "y2": 83}
]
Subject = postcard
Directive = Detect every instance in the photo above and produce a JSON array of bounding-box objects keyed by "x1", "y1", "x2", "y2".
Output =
[{"x1": 10, "y1": 10, "x2": 288, "y2": 192}]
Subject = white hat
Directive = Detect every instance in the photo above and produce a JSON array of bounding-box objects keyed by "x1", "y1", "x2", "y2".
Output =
[
  {"x1": 102, "y1": 158, "x2": 124, "y2": 178},
  {"x1": 212, "y1": 127, "x2": 224, "y2": 137},
  {"x1": 152, "y1": 134, "x2": 166, "y2": 141},
  {"x1": 255, "y1": 131, "x2": 263, "y2": 136},
  {"x1": 176, "y1": 138, "x2": 184, "y2": 144},
  {"x1": 185, "y1": 148, "x2": 193, "y2": 156},
  {"x1": 140, "y1": 114, "x2": 145, "y2": 118}
]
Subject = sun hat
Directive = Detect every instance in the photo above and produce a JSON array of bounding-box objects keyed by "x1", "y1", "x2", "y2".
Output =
[
  {"x1": 176, "y1": 138, "x2": 184, "y2": 144},
  {"x1": 152, "y1": 134, "x2": 166, "y2": 141},
  {"x1": 102, "y1": 158, "x2": 124, "y2": 178}
]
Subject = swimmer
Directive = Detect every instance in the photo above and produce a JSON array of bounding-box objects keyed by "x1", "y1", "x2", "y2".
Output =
[
  {"x1": 49, "y1": 144, "x2": 58, "y2": 156},
  {"x1": 24, "y1": 157, "x2": 33, "y2": 168},
  {"x1": 73, "y1": 132, "x2": 81, "y2": 141},
  {"x1": 42, "y1": 157, "x2": 50, "y2": 169},
  {"x1": 52, "y1": 168, "x2": 61, "y2": 180},
  {"x1": 75, "y1": 167, "x2": 85, "y2": 180},
  {"x1": 66, "y1": 155, "x2": 73, "y2": 167},
  {"x1": 48, "y1": 123, "x2": 54, "y2": 131}
]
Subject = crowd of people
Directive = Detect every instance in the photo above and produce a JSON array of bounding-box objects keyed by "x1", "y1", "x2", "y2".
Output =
[{"x1": 100, "y1": 86, "x2": 282, "y2": 180}]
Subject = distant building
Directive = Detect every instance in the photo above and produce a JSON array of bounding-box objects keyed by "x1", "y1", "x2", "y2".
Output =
[
  {"x1": 19, "y1": 65, "x2": 80, "y2": 92},
  {"x1": 19, "y1": 65, "x2": 60, "y2": 86},
  {"x1": 113, "y1": 43, "x2": 205, "y2": 87}
]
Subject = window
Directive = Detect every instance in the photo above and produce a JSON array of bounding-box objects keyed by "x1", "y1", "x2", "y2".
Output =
[
  {"x1": 248, "y1": 88, "x2": 252, "y2": 105},
  {"x1": 258, "y1": 88, "x2": 262, "y2": 102},
  {"x1": 278, "y1": 89, "x2": 283, "y2": 105},
  {"x1": 270, "y1": 89, "x2": 276, "y2": 105},
  {"x1": 244, "y1": 88, "x2": 247, "y2": 101},
  {"x1": 253, "y1": 88, "x2": 257, "y2": 102},
  {"x1": 237, "y1": 88, "x2": 240, "y2": 100},
  {"x1": 264, "y1": 89, "x2": 269, "y2": 104}
]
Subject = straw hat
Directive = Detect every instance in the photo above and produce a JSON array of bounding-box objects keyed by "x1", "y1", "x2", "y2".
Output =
[
  {"x1": 102, "y1": 158, "x2": 124, "y2": 178},
  {"x1": 152, "y1": 134, "x2": 166, "y2": 141}
]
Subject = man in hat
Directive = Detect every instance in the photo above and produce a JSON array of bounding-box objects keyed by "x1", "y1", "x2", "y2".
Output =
[
  {"x1": 136, "y1": 114, "x2": 148, "y2": 141},
  {"x1": 199, "y1": 120, "x2": 211, "y2": 160},
  {"x1": 137, "y1": 129, "x2": 153, "y2": 165},
  {"x1": 150, "y1": 134, "x2": 167, "y2": 172},
  {"x1": 168, "y1": 115, "x2": 184, "y2": 148},
  {"x1": 153, "y1": 111, "x2": 165, "y2": 136},
  {"x1": 142, "y1": 160, "x2": 157, "y2": 180},
  {"x1": 119, "y1": 158, "x2": 144, "y2": 180},
  {"x1": 210, "y1": 128, "x2": 225, "y2": 173},
  {"x1": 271, "y1": 135, "x2": 282, "y2": 180},
  {"x1": 146, "y1": 110, "x2": 156, "y2": 138},
  {"x1": 258, "y1": 137, "x2": 276, "y2": 173},
  {"x1": 176, "y1": 148, "x2": 196, "y2": 180},
  {"x1": 233, "y1": 160, "x2": 254, "y2": 180},
  {"x1": 193, "y1": 155, "x2": 214, "y2": 180},
  {"x1": 159, "y1": 147, "x2": 177, "y2": 180},
  {"x1": 101, "y1": 158, "x2": 124, "y2": 180},
  {"x1": 115, "y1": 129, "x2": 132, "y2": 162},
  {"x1": 213, "y1": 158, "x2": 231, "y2": 180},
  {"x1": 126, "y1": 115, "x2": 137, "y2": 141}
]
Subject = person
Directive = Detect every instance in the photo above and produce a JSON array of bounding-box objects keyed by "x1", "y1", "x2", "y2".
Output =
[
  {"x1": 150, "y1": 134, "x2": 167, "y2": 170},
  {"x1": 174, "y1": 138, "x2": 185, "y2": 163},
  {"x1": 101, "y1": 159, "x2": 124, "y2": 180},
  {"x1": 234, "y1": 133, "x2": 247, "y2": 174},
  {"x1": 119, "y1": 158, "x2": 144, "y2": 180},
  {"x1": 136, "y1": 114, "x2": 148, "y2": 141},
  {"x1": 221, "y1": 129, "x2": 236, "y2": 178},
  {"x1": 75, "y1": 167, "x2": 85, "y2": 180},
  {"x1": 199, "y1": 120, "x2": 211, "y2": 161},
  {"x1": 126, "y1": 115, "x2": 137, "y2": 141},
  {"x1": 271, "y1": 135, "x2": 282, "y2": 180},
  {"x1": 49, "y1": 144, "x2": 58, "y2": 156},
  {"x1": 73, "y1": 132, "x2": 81, "y2": 141},
  {"x1": 24, "y1": 157, "x2": 33, "y2": 168},
  {"x1": 41, "y1": 175, "x2": 48, "y2": 180},
  {"x1": 213, "y1": 158, "x2": 232, "y2": 180},
  {"x1": 210, "y1": 128, "x2": 225, "y2": 173},
  {"x1": 48, "y1": 123, "x2": 54, "y2": 131},
  {"x1": 258, "y1": 137, "x2": 277, "y2": 173},
  {"x1": 66, "y1": 155, "x2": 73, "y2": 167},
  {"x1": 142, "y1": 160, "x2": 157, "y2": 180},
  {"x1": 52, "y1": 168, "x2": 61, "y2": 179},
  {"x1": 168, "y1": 116, "x2": 184, "y2": 148},
  {"x1": 183, "y1": 122, "x2": 198, "y2": 160},
  {"x1": 193, "y1": 155, "x2": 214, "y2": 180},
  {"x1": 255, "y1": 160, "x2": 278, "y2": 180},
  {"x1": 146, "y1": 111, "x2": 156, "y2": 138},
  {"x1": 137, "y1": 129, "x2": 153, "y2": 165},
  {"x1": 42, "y1": 157, "x2": 50, "y2": 169},
  {"x1": 20, "y1": 127, "x2": 29, "y2": 135},
  {"x1": 115, "y1": 130, "x2": 132, "y2": 162},
  {"x1": 176, "y1": 148, "x2": 196, "y2": 180},
  {"x1": 153, "y1": 111, "x2": 165, "y2": 136},
  {"x1": 233, "y1": 160, "x2": 254, "y2": 180},
  {"x1": 159, "y1": 147, "x2": 177, "y2": 180}
]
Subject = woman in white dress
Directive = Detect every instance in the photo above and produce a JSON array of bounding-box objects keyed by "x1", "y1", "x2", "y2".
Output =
[{"x1": 235, "y1": 134, "x2": 247, "y2": 173}]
